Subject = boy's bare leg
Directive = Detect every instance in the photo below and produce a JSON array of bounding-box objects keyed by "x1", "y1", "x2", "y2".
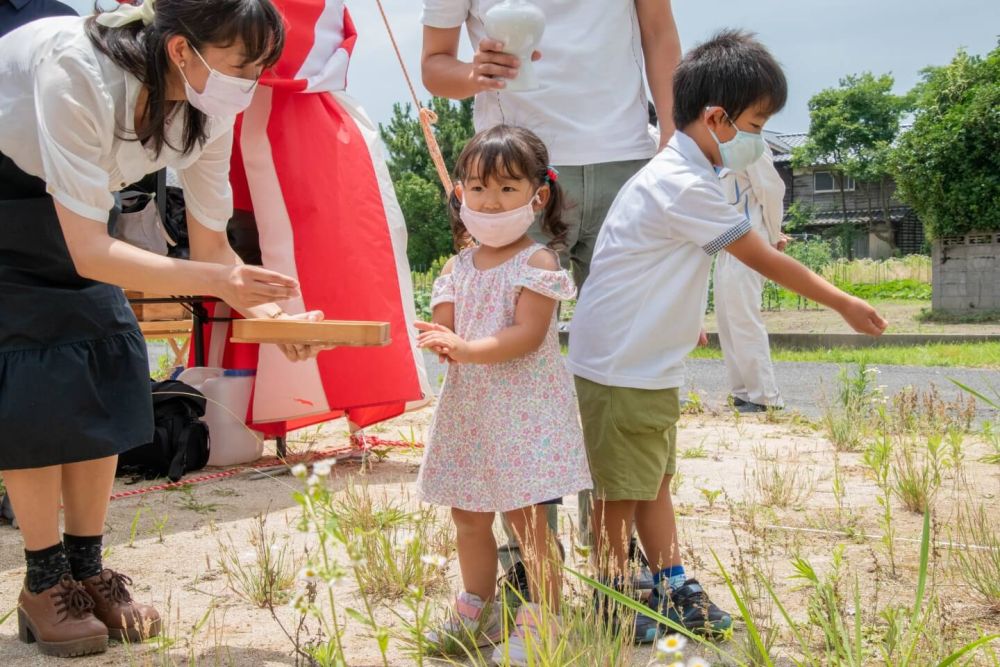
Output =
[
  {"x1": 634, "y1": 475, "x2": 682, "y2": 573},
  {"x1": 591, "y1": 498, "x2": 637, "y2": 577}
]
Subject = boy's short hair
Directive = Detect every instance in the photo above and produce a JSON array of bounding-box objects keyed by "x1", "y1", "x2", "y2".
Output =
[{"x1": 672, "y1": 29, "x2": 787, "y2": 130}]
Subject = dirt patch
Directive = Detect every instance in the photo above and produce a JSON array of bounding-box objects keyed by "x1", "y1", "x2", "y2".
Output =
[{"x1": 1, "y1": 406, "x2": 998, "y2": 666}]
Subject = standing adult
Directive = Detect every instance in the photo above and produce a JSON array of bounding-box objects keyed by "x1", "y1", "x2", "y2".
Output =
[
  {"x1": 420, "y1": 0, "x2": 681, "y2": 592},
  {"x1": 422, "y1": 0, "x2": 680, "y2": 288},
  {"x1": 0, "y1": 0, "x2": 323, "y2": 657},
  {"x1": 713, "y1": 146, "x2": 788, "y2": 412}
]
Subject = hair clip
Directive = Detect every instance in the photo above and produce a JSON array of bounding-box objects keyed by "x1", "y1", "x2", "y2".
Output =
[{"x1": 545, "y1": 166, "x2": 559, "y2": 183}]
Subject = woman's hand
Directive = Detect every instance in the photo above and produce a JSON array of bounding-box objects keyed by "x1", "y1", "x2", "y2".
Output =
[
  {"x1": 470, "y1": 38, "x2": 541, "y2": 92},
  {"x1": 215, "y1": 265, "x2": 300, "y2": 310},
  {"x1": 276, "y1": 310, "x2": 336, "y2": 362},
  {"x1": 415, "y1": 321, "x2": 470, "y2": 363}
]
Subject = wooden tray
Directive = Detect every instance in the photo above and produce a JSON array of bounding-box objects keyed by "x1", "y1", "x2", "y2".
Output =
[{"x1": 230, "y1": 319, "x2": 390, "y2": 347}]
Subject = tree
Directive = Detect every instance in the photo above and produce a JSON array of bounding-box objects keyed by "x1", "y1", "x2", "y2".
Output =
[
  {"x1": 380, "y1": 98, "x2": 475, "y2": 269},
  {"x1": 793, "y1": 73, "x2": 911, "y2": 254},
  {"x1": 893, "y1": 42, "x2": 1000, "y2": 239}
]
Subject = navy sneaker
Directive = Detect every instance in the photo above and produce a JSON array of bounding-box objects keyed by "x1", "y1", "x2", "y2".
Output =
[{"x1": 653, "y1": 578, "x2": 733, "y2": 636}]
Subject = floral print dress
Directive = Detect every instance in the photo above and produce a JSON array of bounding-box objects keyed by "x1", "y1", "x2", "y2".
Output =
[{"x1": 417, "y1": 244, "x2": 593, "y2": 512}]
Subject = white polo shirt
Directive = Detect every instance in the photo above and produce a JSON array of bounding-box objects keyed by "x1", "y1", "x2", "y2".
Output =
[
  {"x1": 567, "y1": 131, "x2": 752, "y2": 390},
  {"x1": 421, "y1": 0, "x2": 656, "y2": 166},
  {"x1": 0, "y1": 17, "x2": 235, "y2": 230}
]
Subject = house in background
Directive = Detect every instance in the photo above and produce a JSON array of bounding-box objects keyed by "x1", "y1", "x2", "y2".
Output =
[{"x1": 765, "y1": 131, "x2": 925, "y2": 258}]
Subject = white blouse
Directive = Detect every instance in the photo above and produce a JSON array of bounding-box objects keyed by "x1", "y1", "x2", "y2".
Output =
[{"x1": 0, "y1": 16, "x2": 234, "y2": 231}]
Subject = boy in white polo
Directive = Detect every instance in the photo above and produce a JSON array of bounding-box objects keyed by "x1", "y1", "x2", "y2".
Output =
[{"x1": 569, "y1": 30, "x2": 887, "y2": 640}]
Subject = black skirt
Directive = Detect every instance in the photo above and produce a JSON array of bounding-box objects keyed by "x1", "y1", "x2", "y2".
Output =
[{"x1": 0, "y1": 153, "x2": 153, "y2": 469}]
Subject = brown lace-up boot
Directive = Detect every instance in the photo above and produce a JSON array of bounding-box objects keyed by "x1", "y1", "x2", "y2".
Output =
[
  {"x1": 80, "y1": 569, "x2": 161, "y2": 642},
  {"x1": 17, "y1": 574, "x2": 108, "y2": 657}
]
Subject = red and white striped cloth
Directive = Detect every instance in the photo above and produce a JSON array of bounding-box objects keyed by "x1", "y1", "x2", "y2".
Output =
[{"x1": 196, "y1": 0, "x2": 431, "y2": 436}]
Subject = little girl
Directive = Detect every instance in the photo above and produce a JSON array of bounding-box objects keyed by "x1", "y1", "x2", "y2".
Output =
[{"x1": 415, "y1": 125, "x2": 592, "y2": 664}]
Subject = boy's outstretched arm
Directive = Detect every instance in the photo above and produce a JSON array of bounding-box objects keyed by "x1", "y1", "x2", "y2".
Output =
[{"x1": 726, "y1": 231, "x2": 889, "y2": 336}]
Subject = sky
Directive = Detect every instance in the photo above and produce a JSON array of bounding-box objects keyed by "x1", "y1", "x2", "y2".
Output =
[{"x1": 64, "y1": 0, "x2": 998, "y2": 135}]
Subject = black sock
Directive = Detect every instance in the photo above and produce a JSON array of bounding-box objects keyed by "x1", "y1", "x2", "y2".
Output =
[
  {"x1": 63, "y1": 533, "x2": 104, "y2": 581},
  {"x1": 24, "y1": 543, "x2": 71, "y2": 594}
]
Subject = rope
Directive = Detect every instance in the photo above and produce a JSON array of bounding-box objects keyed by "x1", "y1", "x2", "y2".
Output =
[
  {"x1": 108, "y1": 435, "x2": 423, "y2": 502},
  {"x1": 373, "y1": 0, "x2": 453, "y2": 196}
]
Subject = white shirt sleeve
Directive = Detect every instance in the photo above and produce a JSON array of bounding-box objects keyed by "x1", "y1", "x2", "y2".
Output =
[
  {"x1": 670, "y1": 180, "x2": 752, "y2": 255},
  {"x1": 34, "y1": 55, "x2": 116, "y2": 222},
  {"x1": 421, "y1": 0, "x2": 471, "y2": 28},
  {"x1": 178, "y1": 124, "x2": 234, "y2": 232}
]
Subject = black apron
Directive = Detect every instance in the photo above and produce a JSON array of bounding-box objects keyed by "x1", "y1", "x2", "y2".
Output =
[{"x1": 0, "y1": 153, "x2": 153, "y2": 469}]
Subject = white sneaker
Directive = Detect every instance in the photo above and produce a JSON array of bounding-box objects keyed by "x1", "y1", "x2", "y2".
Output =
[
  {"x1": 490, "y1": 603, "x2": 558, "y2": 667},
  {"x1": 427, "y1": 591, "x2": 502, "y2": 652}
]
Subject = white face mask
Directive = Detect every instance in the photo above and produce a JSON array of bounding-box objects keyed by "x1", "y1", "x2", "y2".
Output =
[
  {"x1": 707, "y1": 108, "x2": 765, "y2": 172},
  {"x1": 179, "y1": 44, "x2": 257, "y2": 117},
  {"x1": 460, "y1": 189, "x2": 540, "y2": 248}
]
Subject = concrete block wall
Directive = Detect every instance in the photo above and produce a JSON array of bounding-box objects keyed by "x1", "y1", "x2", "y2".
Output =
[{"x1": 932, "y1": 232, "x2": 1000, "y2": 312}]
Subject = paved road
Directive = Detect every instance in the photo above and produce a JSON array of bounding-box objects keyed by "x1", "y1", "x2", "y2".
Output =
[
  {"x1": 420, "y1": 352, "x2": 998, "y2": 421},
  {"x1": 682, "y1": 358, "x2": 998, "y2": 420},
  {"x1": 147, "y1": 343, "x2": 997, "y2": 422}
]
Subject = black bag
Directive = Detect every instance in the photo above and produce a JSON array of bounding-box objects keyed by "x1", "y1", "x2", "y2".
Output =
[{"x1": 117, "y1": 380, "x2": 211, "y2": 482}]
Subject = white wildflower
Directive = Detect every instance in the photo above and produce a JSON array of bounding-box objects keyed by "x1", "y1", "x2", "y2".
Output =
[
  {"x1": 420, "y1": 553, "x2": 447, "y2": 568},
  {"x1": 296, "y1": 566, "x2": 319, "y2": 584},
  {"x1": 657, "y1": 633, "x2": 687, "y2": 654},
  {"x1": 306, "y1": 474, "x2": 321, "y2": 488},
  {"x1": 688, "y1": 659, "x2": 710, "y2": 667},
  {"x1": 313, "y1": 459, "x2": 335, "y2": 477},
  {"x1": 290, "y1": 463, "x2": 308, "y2": 479}
]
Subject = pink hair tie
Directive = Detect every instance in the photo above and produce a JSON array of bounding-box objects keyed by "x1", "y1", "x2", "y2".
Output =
[{"x1": 545, "y1": 166, "x2": 559, "y2": 183}]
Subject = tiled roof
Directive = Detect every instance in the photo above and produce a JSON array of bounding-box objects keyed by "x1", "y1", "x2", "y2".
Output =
[
  {"x1": 770, "y1": 132, "x2": 808, "y2": 163},
  {"x1": 770, "y1": 125, "x2": 912, "y2": 165}
]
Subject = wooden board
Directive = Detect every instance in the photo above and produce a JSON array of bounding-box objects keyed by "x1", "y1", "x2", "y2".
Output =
[
  {"x1": 125, "y1": 290, "x2": 189, "y2": 322},
  {"x1": 230, "y1": 319, "x2": 391, "y2": 347},
  {"x1": 139, "y1": 320, "x2": 193, "y2": 337}
]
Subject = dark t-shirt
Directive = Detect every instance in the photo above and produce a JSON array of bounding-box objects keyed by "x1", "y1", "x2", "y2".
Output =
[{"x1": 0, "y1": 0, "x2": 76, "y2": 38}]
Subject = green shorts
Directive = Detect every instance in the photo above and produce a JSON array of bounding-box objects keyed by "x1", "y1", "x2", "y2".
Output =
[{"x1": 574, "y1": 376, "x2": 680, "y2": 502}]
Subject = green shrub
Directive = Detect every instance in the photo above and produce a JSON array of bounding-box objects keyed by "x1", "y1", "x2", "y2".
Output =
[{"x1": 893, "y1": 44, "x2": 1000, "y2": 238}]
